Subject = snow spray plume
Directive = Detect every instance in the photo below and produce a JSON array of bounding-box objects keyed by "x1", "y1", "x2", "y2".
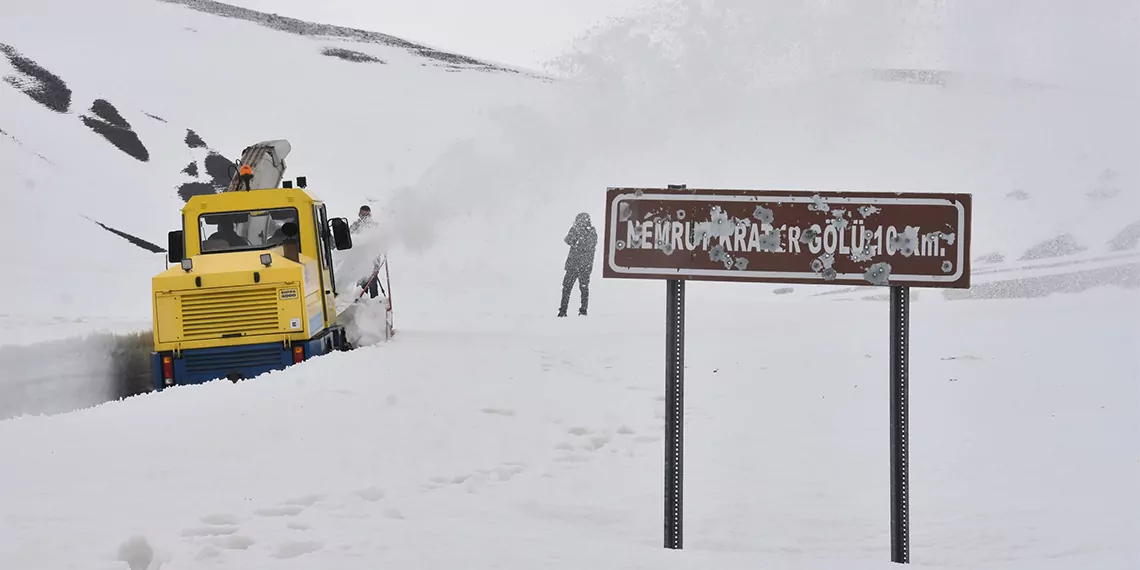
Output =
[
  {"x1": 530, "y1": 0, "x2": 1139, "y2": 269},
  {"x1": 548, "y1": 0, "x2": 1138, "y2": 95},
  {"x1": 373, "y1": 139, "x2": 510, "y2": 254},
  {"x1": 371, "y1": 110, "x2": 589, "y2": 259},
  {"x1": 333, "y1": 221, "x2": 393, "y2": 295}
]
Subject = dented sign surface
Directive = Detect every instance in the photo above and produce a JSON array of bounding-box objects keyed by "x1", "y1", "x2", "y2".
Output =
[{"x1": 603, "y1": 187, "x2": 972, "y2": 288}]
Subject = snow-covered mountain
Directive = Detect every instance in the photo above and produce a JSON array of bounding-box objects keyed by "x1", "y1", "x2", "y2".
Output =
[
  {"x1": 0, "y1": 0, "x2": 562, "y2": 329},
  {"x1": 0, "y1": 0, "x2": 1136, "y2": 568}
]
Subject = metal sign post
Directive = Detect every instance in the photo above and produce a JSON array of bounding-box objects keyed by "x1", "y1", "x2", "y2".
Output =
[
  {"x1": 664, "y1": 277, "x2": 685, "y2": 549},
  {"x1": 889, "y1": 284, "x2": 911, "y2": 563}
]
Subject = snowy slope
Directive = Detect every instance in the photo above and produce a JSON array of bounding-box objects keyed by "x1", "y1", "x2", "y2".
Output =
[
  {"x1": 217, "y1": 0, "x2": 647, "y2": 68},
  {"x1": 0, "y1": 0, "x2": 560, "y2": 325},
  {"x1": 0, "y1": 0, "x2": 1137, "y2": 568}
]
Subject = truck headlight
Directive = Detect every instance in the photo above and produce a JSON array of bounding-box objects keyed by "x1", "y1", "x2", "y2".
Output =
[
  {"x1": 260, "y1": 253, "x2": 272, "y2": 267},
  {"x1": 180, "y1": 258, "x2": 192, "y2": 272}
]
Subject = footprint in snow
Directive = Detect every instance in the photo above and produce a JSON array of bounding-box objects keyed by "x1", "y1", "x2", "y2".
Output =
[
  {"x1": 193, "y1": 536, "x2": 254, "y2": 558},
  {"x1": 284, "y1": 493, "x2": 327, "y2": 507},
  {"x1": 585, "y1": 434, "x2": 611, "y2": 450},
  {"x1": 116, "y1": 535, "x2": 155, "y2": 570},
  {"x1": 480, "y1": 407, "x2": 515, "y2": 417},
  {"x1": 182, "y1": 526, "x2": 240, "y2": 537},
  {"x1": 200, "y1": 513, "x2": 240, "y2": 526},
  {"x1": 194, "y1": 545, "x2": 222, "y2": 562},
  {"x1": 484, "y1": 463, "x2": 525, "y2": 481},
  {"x1": 254, "y1": 505, "x2": 306, "y2": 517},
  {"x1": 273, "y1": 540, "x2": 323, "y2": 559},
  {"x1": 451, "y1": 473, "x2": 476, "y2": 485},
  {"x1": 213, "y1": 534, "x2": 255, "y2": 550},
  {"x1": 353, "y1": 485, "x2": 386, "y2": 502}
]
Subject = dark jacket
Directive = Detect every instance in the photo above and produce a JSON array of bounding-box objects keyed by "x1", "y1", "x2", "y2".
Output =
[{"x1": 565, "y1": 218, "x2": 597, "y2": 272}]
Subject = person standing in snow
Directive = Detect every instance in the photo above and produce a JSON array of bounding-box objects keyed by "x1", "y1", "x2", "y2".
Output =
[
  {"x1": 350, "y1": 205, "x2": 376, "y2": 233},
  {"x1": 559, "y1": 212, "x2": 597, "y2": 317},
  {"x1": 350, "y1": 205, "x2": 382, "y2": 299}
]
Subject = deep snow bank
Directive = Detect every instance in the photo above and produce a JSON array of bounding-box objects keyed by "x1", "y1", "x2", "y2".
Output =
[{"x1": 0, "y1": 331, "x2": 151, "y2": 421}]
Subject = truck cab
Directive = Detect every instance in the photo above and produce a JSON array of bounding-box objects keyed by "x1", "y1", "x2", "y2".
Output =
[{"x1": 151, "y1": 186, "x2": 355, "y2": 390}]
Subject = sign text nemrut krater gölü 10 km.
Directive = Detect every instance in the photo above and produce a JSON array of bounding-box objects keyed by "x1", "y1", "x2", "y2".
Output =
[
  {"x1": 601, "y1": 185, "x2": 972, "y2": 565},
  {"x1": 603, "y1": 187, "x2": 972, "y2": 288}
]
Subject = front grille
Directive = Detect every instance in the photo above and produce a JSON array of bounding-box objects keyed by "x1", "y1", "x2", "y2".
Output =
[
  {"x1": 180, "y1": 287, "x2": 280, "y2": 340},
  {"x1": 183, "y1": 344, "x2": 285, "y2": 376}
]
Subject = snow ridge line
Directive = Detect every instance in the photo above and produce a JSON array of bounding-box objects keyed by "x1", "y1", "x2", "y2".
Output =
[{"x1": 153, "y1": 0, "x2": 532, "y2": 75}]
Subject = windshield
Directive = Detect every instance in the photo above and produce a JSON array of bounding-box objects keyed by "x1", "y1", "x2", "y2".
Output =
[{"x1": 199, "y1": 207, "x2": 299, "y2": 253}]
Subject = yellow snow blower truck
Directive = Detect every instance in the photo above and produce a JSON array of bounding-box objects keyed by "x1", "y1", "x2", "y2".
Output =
[{"x1": 150, "y1": 140, "x2": 358, "y2": 390}]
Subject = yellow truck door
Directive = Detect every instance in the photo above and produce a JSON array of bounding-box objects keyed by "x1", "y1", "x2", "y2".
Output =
[{"x1": 312, "y1": 203, "x2": 339, "y2": 327}]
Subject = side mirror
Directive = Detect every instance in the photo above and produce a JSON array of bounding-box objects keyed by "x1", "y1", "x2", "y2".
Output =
[
  {"x1": 167, "y1": 230, "x2": 184, "y2": 264},
  {"x1": 330, "y1": 218, "x2": 353, "y2": 250}
]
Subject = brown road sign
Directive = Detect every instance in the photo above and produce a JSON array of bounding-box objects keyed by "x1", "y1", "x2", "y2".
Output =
[{"x1": 603, "y1": 187, "x2": 972, "y2": 288}]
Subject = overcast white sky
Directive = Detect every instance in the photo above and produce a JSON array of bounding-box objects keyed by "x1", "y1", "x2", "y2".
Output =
[{"x1": 226, "y1": 0, "x2": 646, "y2": 69}]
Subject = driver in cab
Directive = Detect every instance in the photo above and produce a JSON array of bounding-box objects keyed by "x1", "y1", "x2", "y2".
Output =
[{"x1": 208, "y1": 220, "x2": 250, "y2": 248}]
